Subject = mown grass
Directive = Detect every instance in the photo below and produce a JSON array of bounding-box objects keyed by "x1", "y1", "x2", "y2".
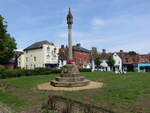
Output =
[{"x1": 0, "y1": 72, "x2": 150, "y2": 113}]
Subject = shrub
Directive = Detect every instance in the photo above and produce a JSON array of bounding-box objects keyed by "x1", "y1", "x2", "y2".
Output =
[
  {"x1": 33, "y1": 68, "x2": 51, "y2": 75},
  {"x1": 51, "y1": 68, "x2": 61, "y2": 74},
  {"x1": 0, "y1": 67, "x2": 92, "y2": 79},
  {"x1": 0, "y1": 65, "x2": 6, "y2": 79},
  {"x1": 0, "y1": 65, "x2": 5, "y2": 72},
  {"x1": 0, "y1": 67, "x2": 61, "y2": 79},
  {"x1": 79, "y1": 68, "x2": 91, "y2": 72}
]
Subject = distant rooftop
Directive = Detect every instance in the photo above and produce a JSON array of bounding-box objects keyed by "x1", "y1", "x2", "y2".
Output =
[
  {"x1": 73, "y1": 43, "x2": 90, "y2": 53},
  {"x1": 24, "y1": 40, "x2": 54, "y2": 51}
]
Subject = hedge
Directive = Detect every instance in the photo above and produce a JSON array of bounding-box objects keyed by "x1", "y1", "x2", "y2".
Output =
[
  {"x1": 0, "y1": 65, "x2": 91, "y2": 79},
  {"x1": 79, "y1": 68, "x2": 91, "y2": 72},
  {"x1": 0, "y1": 66, "x2": 61, "y2": 79}
]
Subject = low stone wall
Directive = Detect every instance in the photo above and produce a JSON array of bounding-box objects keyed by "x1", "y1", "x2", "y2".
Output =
[{"x1": 47, "y1": 96, "x2": 115, "y2": 113}]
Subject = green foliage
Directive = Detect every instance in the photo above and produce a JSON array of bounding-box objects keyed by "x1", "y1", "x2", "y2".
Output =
[
  {"x1": 0, "y1": 65, "x2": 5, "y2": 72},
  {"x1": 0, "y1": 65, "x2": 5, "y2": 78},
  {"x1": 0, "y1": 15, "x2": 17, "y2": 64},
  {"x1": 128, "y1": 51, "x2": 138, "y2": 56},
  {"x1": 79, "y1": 68, "x2": 91, "y2": 72},
  {"x1": 107, "y1": 55, "x2": 115, "y2": 68},
  {"x1": 0, "y1": 68, "x2": 61, "y2": 79},
  {"x1": 94, "y1": 56, "x2": 101, "y2": 68},
  {"x1": 0, "y1": 67, "x2": 92, "y2": 79},
  {"x1": 0, "y1": 15, "x2": 7, "y2": 37}
]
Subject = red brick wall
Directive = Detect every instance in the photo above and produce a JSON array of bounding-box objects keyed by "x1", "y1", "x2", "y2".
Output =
[
  {"x1": 137, "y1": 55, "x2": 150, "y2": 64},
  {"x1": 117, "y1": 52, "x2": 150, "y2": 64},
  {"x1": 73, "y1": 51, "x2": 90, "y2": 68}
]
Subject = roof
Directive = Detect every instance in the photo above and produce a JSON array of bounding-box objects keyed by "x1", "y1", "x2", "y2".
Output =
[
  {"x1": 99, "y1": 53, "x2": 112, "y2": 60},
  {"x1": 24, "y1": 40, "x2": 54, "y2": 51},
  {"x1": 73, "y1": 46, "x2": 90, "y2": 53}
]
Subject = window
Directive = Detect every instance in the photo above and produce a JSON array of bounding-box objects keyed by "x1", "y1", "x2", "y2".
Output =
[
  {"x1": 34, "y1": 64, "x2": 36, "y2": 68},
  {"x1": 26, "y1": 57, "x2": 28, "y2": 62},
  {"x1": 26, "y1": 65, "x2": 28, "y2": 69},
  {"x1": 141, "y1": 57, "x2": 148, "y2": 63},
  {"x1": 47, "y1": 55, "x2": 50, "y2": 59},
  {"x1": 84, "y1": 57, "x2": 86, "y2": 61},
  {"x1": 80, "y1": 58, "x2": 82, "y2": 64},
  {"x1": 62, "y1": 60, "x2": 64, "y2": 65},
  {"x1": 125, "y1": 58, "x2": 128, "y2": 63},
  {"x1": 34, "y1": 57, "x2": 36, "y2": 62},
  {"x1": 54, "y1": 48, "x2": 57, "y2": 53},
  {"x1": 132, "y1": 58, "x2": 135, "y2": 62},
  {"x1": 47, "y1": 47, "x2": 50, "y2": 52}
]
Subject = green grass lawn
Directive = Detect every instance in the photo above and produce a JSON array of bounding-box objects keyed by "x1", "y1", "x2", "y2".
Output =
[{"x1": 0, "y1": 72, "x2": 150, "y2": 113}]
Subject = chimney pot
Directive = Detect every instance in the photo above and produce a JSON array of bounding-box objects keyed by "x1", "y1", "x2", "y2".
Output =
[
  {"x1": 61, "y1": 45, "x2": 64, "y2": 48},
  {"x1": 120, "y1": 50, "x2": 123, "y2": 52},
  {"x1": 102, "y1": 49, "x2": 106, "y2": 53},
  {"x1": 76, "y1": 43, "x2": 81, "y2": 47}
]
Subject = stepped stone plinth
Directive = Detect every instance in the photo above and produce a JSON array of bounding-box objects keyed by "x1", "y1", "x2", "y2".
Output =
[{"x1": 50, "y1": 64, "x2": 90, "y2": 87}]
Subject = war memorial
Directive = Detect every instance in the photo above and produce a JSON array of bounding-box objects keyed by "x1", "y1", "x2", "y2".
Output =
[{"x1": 51, "y1": 8, "x2": 90, "y2": 87}]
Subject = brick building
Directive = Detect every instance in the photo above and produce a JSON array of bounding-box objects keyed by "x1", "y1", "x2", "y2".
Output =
[
  {"x1": 59, "y1": 43, "x2": 91, "y2": 68},
  {"x1": 117, "y1": 50, "x2": 150, "y2": 72}
]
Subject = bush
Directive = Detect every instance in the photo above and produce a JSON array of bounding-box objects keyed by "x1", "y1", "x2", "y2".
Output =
[
  {"x1": 0, "y1": 67, "x2": 61, "y2": 79},
  {"x1": 0, "y1": 65, "x2": 6, "y2": 79},
  {"x1": 0, "y1": 65, "x2": 5, "y2": 72},
  {"x1": 51, "y1": 68, "x2": 61, "y2": 74},
  {"x1": 79, "y1": 68, "x2": 91, "y2": 72},
  {"x1": 0, "y1": 67, "x2": 91, "y2": 79},
  {"x1": 34, "y1": 68, "x2": 52, "y2": 75}
]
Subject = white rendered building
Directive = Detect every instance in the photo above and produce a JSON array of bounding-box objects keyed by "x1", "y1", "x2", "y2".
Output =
[
  {"x1": 18, "y1": 40, "x2": 59, "y2": 69},
  {"x1": 113, "y1": 52, "x2": 122, "y2": 72},
  {"x1": 99, "y1": 50, "x2": 122, "y2": 72}
]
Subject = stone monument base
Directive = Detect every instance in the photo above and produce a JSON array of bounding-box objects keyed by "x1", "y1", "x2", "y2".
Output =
[{"x1": 50, "y1": 64, "x2": 90, "y2": 87}]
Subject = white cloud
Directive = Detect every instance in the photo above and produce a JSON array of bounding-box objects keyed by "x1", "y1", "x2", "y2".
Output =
[
  {"x1": 109, "y1": 40, "x2": 150, "y2": 54},
  {"x1": 91, "y1": 14, "x2": 150, "y2": 29},
  {"x1": 91, "y1": 18, "x2": 107, "y2": 26}
]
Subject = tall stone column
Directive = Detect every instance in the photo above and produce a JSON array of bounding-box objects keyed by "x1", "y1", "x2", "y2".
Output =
[
  {"x1": 67, "y1": 8, "x2": 73, "y2": 61},
  {"x1": 68, "y1": 25, "x2": 72, "y2": 60}
]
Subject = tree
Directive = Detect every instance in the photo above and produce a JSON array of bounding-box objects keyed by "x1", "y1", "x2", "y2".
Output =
[
  {"x1": 0, "y1": 15, "x2": 17, "y2": 64},
  {"x1": 128, "y1": 51, "x2": 138, "y2": 56},
  {"x1": 107, "y1": 55, "x2": 115, "y2": 71},
  {"x1": 94, "y1": 56, "x2": 101, "y2": 69}
]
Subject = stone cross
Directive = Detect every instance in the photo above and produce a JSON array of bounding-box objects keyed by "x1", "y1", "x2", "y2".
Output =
[
  {"x1": 50, "y1": 8, "x2": 90, "y2": 87},
  {"x1": 67, "y1": 8, "x2": 73, "y2": 61}
]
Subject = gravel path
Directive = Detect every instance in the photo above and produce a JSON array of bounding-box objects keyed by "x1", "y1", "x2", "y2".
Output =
[{"x1": 38, "y1": 81, "x2": 103, "y2": 91}]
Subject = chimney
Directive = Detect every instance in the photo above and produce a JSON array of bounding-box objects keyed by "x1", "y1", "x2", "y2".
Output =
[
  {"x1": 120, "y1": 50, "x2": 123, "y2": 52},
  {"x1": 76, "y1": 43, "x2": 81, "y2": 47},
  {"x1": 92, "y1": 47, "x2": 97, "y2": 51},
  {"x1": 102, "y1": 49, "x2": 106, "y2": 53},
  {"x1": 61, "y1": 45, "x2": 64, "y2": 48}
]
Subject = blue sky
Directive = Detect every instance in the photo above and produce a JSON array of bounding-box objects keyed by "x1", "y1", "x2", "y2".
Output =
[{"x1": 0, "y1": 0, "x2": 150, "y2": 53}]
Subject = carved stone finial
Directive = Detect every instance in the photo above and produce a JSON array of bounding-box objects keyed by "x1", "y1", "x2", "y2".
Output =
[{"x1": 67, "y1": 8, "x2": 73, "y2": 25}]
